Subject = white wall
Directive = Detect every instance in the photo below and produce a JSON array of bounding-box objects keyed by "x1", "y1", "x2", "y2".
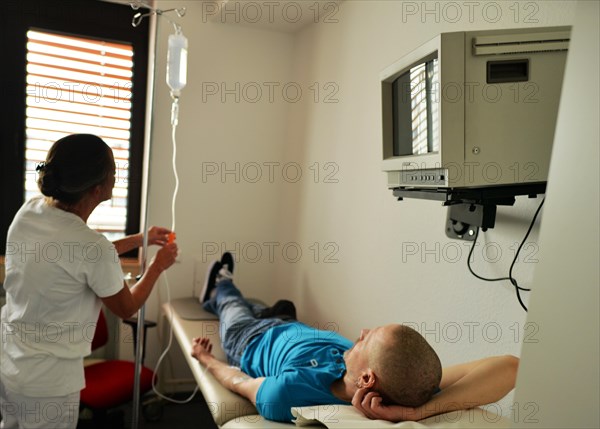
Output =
[
  {"x1": 126, "y1": 1, "x2": 296, "y2": 381},
  {"x1": 513, "y1": 1, "x2": 599, "y2": 427},
  {"x1": 276, "y1": 0, "x2": 575, "y2": 416},
  {"x1": 139, "y1": 0, "x2": 585, "y2": 417}
]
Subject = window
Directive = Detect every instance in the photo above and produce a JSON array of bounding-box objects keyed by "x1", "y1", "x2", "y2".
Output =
[
  {"x1": 25, "y1": 30, "x2": 134, "y2": 240},
  {"x1": 1, "y1": 0, "x2": 149, "y2": 253}
]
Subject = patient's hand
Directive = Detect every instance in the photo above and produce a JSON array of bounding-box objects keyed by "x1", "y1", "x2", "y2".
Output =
[
  {"x1": 352, "y1": 387, "x2": 417, "y2": 422},
  {"x1": 191, "y1": 337, "x2": 214, "y2": 365}
]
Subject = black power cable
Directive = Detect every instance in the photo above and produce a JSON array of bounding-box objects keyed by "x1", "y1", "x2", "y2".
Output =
[{"x1": 467, "y1": 198, "x2": 546, "y2": 312}]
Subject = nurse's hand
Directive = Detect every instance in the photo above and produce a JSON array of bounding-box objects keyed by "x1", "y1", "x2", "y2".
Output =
[
  {"x1": 151, "y1": 242, "x2": 178, "y2": 272},
  {"x1": 147, "y1": 226, "x2": 172, "y2": 246}
]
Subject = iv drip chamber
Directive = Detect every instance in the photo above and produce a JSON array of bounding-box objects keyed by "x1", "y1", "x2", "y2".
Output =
[{"x1": 167, "y1": 32, "x2": 188, "y2": 96}]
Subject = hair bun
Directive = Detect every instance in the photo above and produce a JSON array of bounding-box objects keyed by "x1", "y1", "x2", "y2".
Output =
[{"x1": 38, "y1": 166, "x2": 61, "y2": 198}]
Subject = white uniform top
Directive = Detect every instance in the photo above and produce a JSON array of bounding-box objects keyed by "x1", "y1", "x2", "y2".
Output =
[{"x1": 1, "y1": 195, "x2": 124, "y2": 397}]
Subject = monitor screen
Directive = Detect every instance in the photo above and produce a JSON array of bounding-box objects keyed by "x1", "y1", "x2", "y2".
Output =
[{"x1": 392, "y1": 57, "x2": 439, "y2": 156}]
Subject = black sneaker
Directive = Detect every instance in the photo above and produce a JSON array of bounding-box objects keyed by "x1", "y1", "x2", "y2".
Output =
[
  {"x1": 220, "y1": 252, "x2": 234, "y2": 275},
  {"x1": 200, "y1": 260, "x2": 222, "y2": 304},
  {"x1": 256, "y1": 300, "x2": 297, "y2": 321}
]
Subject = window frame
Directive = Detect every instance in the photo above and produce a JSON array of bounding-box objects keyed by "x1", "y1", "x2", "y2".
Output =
[{"x1": 0, "y1": 0, "x2": 149, "y2": 256}]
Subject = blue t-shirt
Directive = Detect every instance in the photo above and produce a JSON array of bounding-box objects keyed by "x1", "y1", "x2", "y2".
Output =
[{"x1": 240, "y1": 322, "x2": 353, "y2": 422}]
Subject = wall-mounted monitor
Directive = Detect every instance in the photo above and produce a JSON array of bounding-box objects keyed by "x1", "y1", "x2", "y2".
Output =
[{"x1": 381, "y1": 27, "x2": 571, "y2": 191}]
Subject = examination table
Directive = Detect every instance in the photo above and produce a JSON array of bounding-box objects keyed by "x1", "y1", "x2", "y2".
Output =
[{"x1": 163, "y1": 298, "x2": 511, "y2": 429}]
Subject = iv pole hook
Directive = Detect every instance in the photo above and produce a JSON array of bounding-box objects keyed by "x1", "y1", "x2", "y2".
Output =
[{"x1": 131, "y1": 3, "x2": 186, "y2": 32}]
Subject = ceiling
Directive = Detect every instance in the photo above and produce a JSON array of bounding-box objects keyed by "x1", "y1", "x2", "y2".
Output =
[
  {"x1": 105, "y1": 0, "x2": 343, "y2": 33},
  {"x1": 201, "y1": 0, "x2": 343, "y2": 33}
]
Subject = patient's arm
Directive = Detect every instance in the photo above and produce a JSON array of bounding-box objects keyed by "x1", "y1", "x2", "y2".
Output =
[
  {"x1": 191, "y1": 337, "x2": 265, "y2": 404},
  {"x1": 352, "y1": 355, "x2": 519, "y2": 422}
]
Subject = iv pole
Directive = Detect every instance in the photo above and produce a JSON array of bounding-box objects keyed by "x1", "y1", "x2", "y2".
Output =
[
  {"x1": 130, "y1": 4, "x2": 156, "y2": 428},
  {"x1": 129, "y1": 3, "x2": 185, "y2": 428}
]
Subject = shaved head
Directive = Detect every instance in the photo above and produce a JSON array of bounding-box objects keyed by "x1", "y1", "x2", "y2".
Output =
[{"x1": 370, "y1": 324, "x2": 441, "y2": 407}]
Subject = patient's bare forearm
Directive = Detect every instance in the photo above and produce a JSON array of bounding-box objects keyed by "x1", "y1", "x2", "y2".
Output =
[
  {"x1": 209, "y1": 358, "x2": 247, "y2": 392},
  {"x1": 192, "y1": 340, "x2": 264, "y2": 405},
  {"x1": 415, "y1": 355, "x2": 518, "y2": 420},
  {"x1": 200, "y1": 355, "x2": 250, "y2": 392}
]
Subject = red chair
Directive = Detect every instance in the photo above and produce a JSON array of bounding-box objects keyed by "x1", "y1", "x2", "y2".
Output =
[{"x1": 80, "y1": 310, "x2": 157, "y2": 423}]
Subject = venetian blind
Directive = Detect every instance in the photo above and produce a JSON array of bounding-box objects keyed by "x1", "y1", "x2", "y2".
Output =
[{"x1": 25, "y1": 29, "x2": 134, "y2": 239}]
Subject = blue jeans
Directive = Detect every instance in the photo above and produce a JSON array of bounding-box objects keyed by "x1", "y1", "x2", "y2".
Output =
[{"x1": 203, "y1": 279, "x2": 288, "y2": 367}]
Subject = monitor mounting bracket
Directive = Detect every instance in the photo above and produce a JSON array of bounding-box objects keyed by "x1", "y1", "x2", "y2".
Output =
[{"x1": 392, "y1": 183, "x2": 546, "y2": 240}]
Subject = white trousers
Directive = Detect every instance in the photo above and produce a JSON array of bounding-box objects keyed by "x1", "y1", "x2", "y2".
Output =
[{"x1": 0, "y1": 380, "x2": 79, "y2": 429}]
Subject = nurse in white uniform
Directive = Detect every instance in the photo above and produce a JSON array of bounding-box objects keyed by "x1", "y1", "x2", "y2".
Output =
[{"x1": 0, "y1": 134, "x2": 178, "y2": 429}]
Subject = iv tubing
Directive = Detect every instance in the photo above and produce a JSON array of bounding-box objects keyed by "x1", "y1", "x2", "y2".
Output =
[
  {"x1": 150, "y1": 95, "x2": 200, "y2": 404},
  {"x1": 170, "y1": 97, "x2": 180, "y2": 233}
]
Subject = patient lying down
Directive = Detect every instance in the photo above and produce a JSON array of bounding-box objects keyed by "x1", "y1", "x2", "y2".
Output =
[{"x1": 191, "y1": 253, "x2": 518, "y2": 423}]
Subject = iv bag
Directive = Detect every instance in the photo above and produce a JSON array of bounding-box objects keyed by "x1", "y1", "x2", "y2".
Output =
[{"x1": 167, "y1": 32, "x2": 188, "y2": 96}]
